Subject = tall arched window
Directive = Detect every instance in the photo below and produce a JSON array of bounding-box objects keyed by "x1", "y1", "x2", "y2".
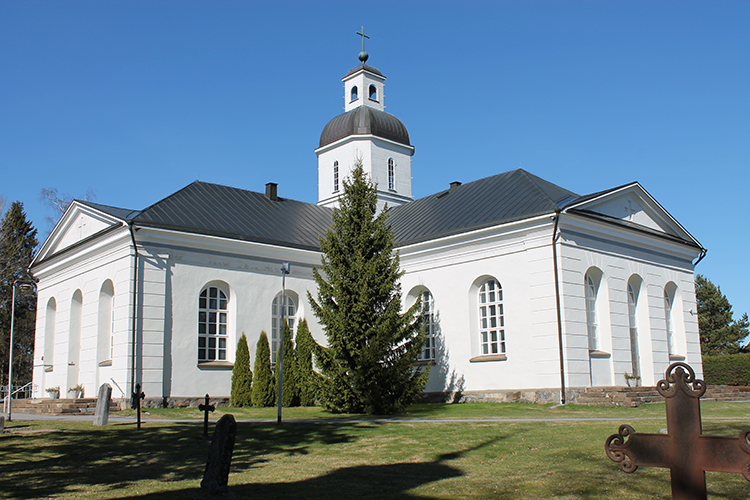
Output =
[
  {"x1": 388, "y1": 158, "x2": 395, "y2": 190},
  {"x1": 44, "y1": 298, "x2": 56, "y2": 371},
  {"x1": 333, "y1": 161, "x2": 339, "y2": 192},
  {"x1": 584, "y1": 269, "x2": 601, "y2": 350},
  {"x1": 351, "y1": 86, "x2": 358, "y2": 101},
  {"x1": 68, "y1": 290, "x2": 83, "y2": 391},
  {"x1": 627, "y1": 277, "x2": 641, "y2": 380},
  {"x1": 271, "y1": 294, "x2": 296, "y2": 363},
  {"x1": 369, "y1": 84, "x2": 377, "y2": 100},
  {"x1": 419, "y1": 290, "x2": 435, "y2": 361},
  {"x1": 198, "y1": 286, "x2": 228, "y2": 362},
  {"x1": 478, "y1": 279, "x2": 504, "y2": 355},
  {"x1": 97, "y1": 280, "x2": 115, "y2": 364},
  {"x1": 664, "y1": 283, "x2": 677, "y2": 356}
]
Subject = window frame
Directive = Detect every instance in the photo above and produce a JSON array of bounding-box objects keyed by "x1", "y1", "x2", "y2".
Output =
[
  {"x1": 198, "y1": 286, "x2": 228, "y2": 363},
  {"x1": 388, "y1": 158, "x2": 395, "y2": 191},
  {"x1": 418, "y1": 290, "x2": 436, "y2": 361},
  {"x1": 478, "y1": 279, "x2": 504, "y2": 356},
  {"x1": 271, "y1": 293, "x2": 297, "y2": 364}
]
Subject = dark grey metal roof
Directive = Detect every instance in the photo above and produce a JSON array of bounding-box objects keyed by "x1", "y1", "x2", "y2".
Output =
[
  {"x1": 319, "y1": 106, "x2": 411, "y2": 148},
  {"x1": 132, "y1": 181, "x2": 333, "y2": 251},
  {"x1": 79, "y1": 201, "x2": 141, "y2": 221},
  {"x1": 345, "y1": 63, "x2": 383, "y2": 78},
  {"x1": 387, "y1": 169, "x2": 579, "y2": 246}
]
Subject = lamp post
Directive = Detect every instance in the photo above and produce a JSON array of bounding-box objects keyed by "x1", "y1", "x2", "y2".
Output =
[
  {"x1": 7, "y1": 279, "x2": 34, "y2": 422},
  {"x1": 276, "y1": 262, "x2": 291, "y2": 425}
]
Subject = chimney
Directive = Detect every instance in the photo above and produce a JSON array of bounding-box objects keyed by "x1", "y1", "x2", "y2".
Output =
[
  {"x1": 450, "y1": 181, "x2": 462, "y2": 189},
  {"x1": 265, "y1": 182, "x2": 278, "y2": 201}
]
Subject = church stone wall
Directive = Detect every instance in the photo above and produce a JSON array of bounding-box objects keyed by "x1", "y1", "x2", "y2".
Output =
[
  {"x1": 557, "y1": 215, "x2": 702, "y2": 389},
  {"x1": 400, "y1": 218, "x2": 563, "y2": 395},
  {"x1": 32, "y1": 228, "x2": 134, "y2": 401}
]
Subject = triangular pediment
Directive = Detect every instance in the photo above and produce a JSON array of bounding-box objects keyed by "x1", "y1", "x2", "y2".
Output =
[
  {"x1": 32, "y1": 202, "x2": 126, "y2": 266},
  {"x1": 566, "y1": 183, "x2": 701, "y2": 247}
]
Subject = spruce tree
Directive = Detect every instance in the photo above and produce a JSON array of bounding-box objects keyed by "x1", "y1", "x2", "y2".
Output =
[
  {"x1": 696, "y1": 274, "x2": 749, "y2": 356},
  {"x1": 308, "y1": 160, "x2": 428, "y2": 414},
  {"x1": 295, "y1": 319, "x2": 320, "y2": 406},
  {"x1": 279, "y1": 321, "x2": 299, "y2": 407},
  {"x1": 252, "y1": 331, "x2": 276, "y2": 407},
  {"x1": 0, "y1": 202, "x2": 38, "y2": 387},
  {"x1": 230, "y1": 333, "x2": 253, "y2": 406}
]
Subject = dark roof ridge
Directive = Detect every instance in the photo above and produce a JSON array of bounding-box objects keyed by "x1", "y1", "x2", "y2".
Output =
[
  {"x1": 565, "y1": 180, "x2": 639, "y2": 208},
  {"x1": 76, "y1": 200, "x2": 140, "y2": 221},
  {"x1": 135, "y1": 180, "x2": 204, "y2": 220},
  {"x1": 515, "y1": 169, "x2": 578, "y2": 209}
]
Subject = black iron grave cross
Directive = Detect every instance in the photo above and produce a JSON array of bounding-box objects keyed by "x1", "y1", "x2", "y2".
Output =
[
  {"x1": 606, "y1": 362, "x2": 750, "y2": 500},
  {"x1": 132, "y1": 383, "x2": 146, "y2": 430},
  {"x1": 199, "y1": 393, "x2": 216, "y2": 438}
]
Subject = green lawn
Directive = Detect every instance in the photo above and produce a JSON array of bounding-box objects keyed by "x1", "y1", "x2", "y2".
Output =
[{"x1": 2, "y1": 402, "x2": 750, "y2": 499}]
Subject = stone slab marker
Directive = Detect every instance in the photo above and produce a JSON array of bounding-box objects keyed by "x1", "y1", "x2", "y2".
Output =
[
  {"x1": 201, "y1": 413, "x2": 237, "y2": 494},
  {"x1": 93, "y1": 383, "x2": 112, "y2": 426}
]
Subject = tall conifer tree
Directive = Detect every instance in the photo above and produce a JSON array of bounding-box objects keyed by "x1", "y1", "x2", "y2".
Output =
[
  {"x1": 696, "y1": 274, "x2": 749, "y2": 355},
  {"x1": 252, "y1": 331, "x2": 276, "y2": 407},
  {"x1": 0, "y1": 202, "x2": 38, "y2": 387},
  {"x1": 230, "y1": 333, "x2": 253, "y2": 406},
  {"x1": 308, "y1": 160, "x2": 428, "y2": 414}
]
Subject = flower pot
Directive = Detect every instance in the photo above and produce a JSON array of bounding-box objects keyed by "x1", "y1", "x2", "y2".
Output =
[{"x1": 47, "y1": 391, "x2": 59, "y2": 399}]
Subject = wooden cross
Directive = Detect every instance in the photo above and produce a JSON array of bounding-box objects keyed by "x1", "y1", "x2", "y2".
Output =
[
  {"x1": 606, "y1": 362, "x2": 750, "y2": 499},
  {"x1": 132, "y1": 383, "x2": 145, "y2": 431},
  {"x1": 198, "y1": 393, "x2": 216, "y2": 438},
  {"x1": 356, "y1": 26, "x2": 369, "y2": 52}
]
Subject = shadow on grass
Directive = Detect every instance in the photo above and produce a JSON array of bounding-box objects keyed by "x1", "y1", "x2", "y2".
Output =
[
  {"x1": 0, "y1": 419, "x2": 373, "y2": 499},
  {"x1": 112, "y1": 441, "x2": 496, "y2": 499}
]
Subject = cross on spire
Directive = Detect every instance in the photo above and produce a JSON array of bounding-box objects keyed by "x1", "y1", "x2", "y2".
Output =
[
  {"x1": 356, "y1": 26, "x2": 370, "y2": 63},
  {"x1": 356, "y1": 26, "x2": 369, "y2": 52}
]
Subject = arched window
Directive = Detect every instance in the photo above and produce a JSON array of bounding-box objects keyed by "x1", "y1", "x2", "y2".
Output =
[
  {"x1": 271, "y1": 294, "x2": 296, "y2": 363},
  {"x1": 478, "y1": 279, "x2": 504, "y2": 355},
  {"x1": 388, "y1": 158, "x2": 395, "y2": 190},
  {"x1": 419, "y1": 290, "x2": 435, "y2": 361},
  {"x1": 351, "y1": 86, "x2": 358, "y2": 101},
  {"x1": 627, "y1": 277, "x2": 641, "y2": 380},
  {"x1": 333, "y1": 161, "x2": 339, "y2": 192},
  {"x1": 369, "y1": 84, "x2": 377, "y2": 100},
  {"x1": 198, "y1": 286, "x2": 228, "y2": 362},
  {"x1": 97, "y1": 280, "x2": 115, "y2": 364},
  {"x1": 664, "y1": 283, "x2": 677, "y2": 356},
  {"x1": 584, "y1": 269, "x2": 601, "y2": 350},
  {"x1": 68, "y1": 290, "x2": 83, "y2": 391},
  {"x1": 44, "y1": 298, "x2": 56, "y2": 371}
]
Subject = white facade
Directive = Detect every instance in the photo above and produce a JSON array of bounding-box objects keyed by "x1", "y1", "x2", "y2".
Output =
[{"x1": 30, "y1": 58, "x2": 705, "y2": 405}]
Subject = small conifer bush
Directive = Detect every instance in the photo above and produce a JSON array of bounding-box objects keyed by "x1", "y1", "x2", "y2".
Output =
[
  {"x1": 252, "y1": 331, "x2": 276, "y2": 407},
  {"x1": 279, "y1": 321, "x2": 300, "y2": 407},
  {"x1": 295, "y1": 319, "x2": 321, "y2": 406},
  {"x1": 230, "y1": 333, "x2": 253, "y2": 406}
]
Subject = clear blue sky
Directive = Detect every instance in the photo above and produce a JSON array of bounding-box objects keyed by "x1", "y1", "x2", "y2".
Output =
[{"x1": 2, "y1": 2, "x2": 748, "y2": 319}]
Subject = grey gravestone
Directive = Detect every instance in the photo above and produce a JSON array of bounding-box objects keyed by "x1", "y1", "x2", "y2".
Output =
[
  {"x1": 93, "y1": 383, "x2": 112, "y2": 426},
  {"x1": 201, "y1": 413, "x2": 237, "y2": 494},
  {"x1": 0, "y1": 416, "x2": 4, "y2": 433}
]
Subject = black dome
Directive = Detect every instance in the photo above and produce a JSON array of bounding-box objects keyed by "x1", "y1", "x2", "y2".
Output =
[{"x1": 319, "y1": 106, "x2": 411, "y2": 148}]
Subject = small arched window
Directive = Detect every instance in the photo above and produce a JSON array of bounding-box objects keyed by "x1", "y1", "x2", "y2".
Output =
[
  {"x1": 333, "y1": 161, "x2": 339, "y2": 192},
  {"x1": 419, "y1": 290, "x2": 435, "y2": 361},
  {"x1": 369, "y1": 84, "x2": 377, "y2": 100},
  {"x1": 388, "y1": 158, "x2": 395, "y2": 190},
  {"x1": 198, "y1": 286, "x2": 228, "y2": 362},
  {"x1": 584, "y1": 270, "x2": 600, "y2": 350},
  {"x1": 478, "y1": 279, "x2": 504, "y2": 355},
  {"x1": 271, "y1": 294, "x2": 296, "y2": 363},
  {"x1": 351, "y1": 86, "x2": 358, "y2": 101},
  {"x1": 664, "y1": 283, "x2": 677, "y2": 356},
  {"x1": 627, "y1": 277, "x2": 641, "y2": 380},
  {"x1": 44, "y1": 298, "x2": 56, "y2": 370}
]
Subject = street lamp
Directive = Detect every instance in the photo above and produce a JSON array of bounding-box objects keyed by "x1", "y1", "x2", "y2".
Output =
[
  {"x1": 276, "y1": 262, "x2": 291, "y2": 425},
  {"x1": 7, "y1": 279, "x2": 35, "y2": 422}
]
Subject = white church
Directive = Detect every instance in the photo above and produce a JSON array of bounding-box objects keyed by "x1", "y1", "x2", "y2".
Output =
[{"x1": 30, "y1": 50, "x2": 706, "y2": 406}]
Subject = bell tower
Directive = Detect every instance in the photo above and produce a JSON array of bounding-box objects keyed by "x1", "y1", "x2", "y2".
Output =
[{"x1": 316, "y1": 28, "x2": 414, "y2": 212}]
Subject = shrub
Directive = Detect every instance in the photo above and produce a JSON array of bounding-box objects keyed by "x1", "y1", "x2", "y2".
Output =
[
  {"x1": 702, "y1": 353, "x2": 750, "y2": 386},
  {"x1": 230, "y1": 333, "x2": 253, "y2": 406},
  {"x1": 295, "y1": 319, "x2": 321, "y2": 406},
  {"x1": 252, "y1": 331, "x2": 276, "y2": 407},
  {"x1": 279, "y1": 321, "x2": 299, "y2": 407}
]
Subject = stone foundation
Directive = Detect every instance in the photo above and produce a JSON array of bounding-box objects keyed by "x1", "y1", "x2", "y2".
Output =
[{"x1": 422, "y1": 387, "x2": 588, "y2": 405}]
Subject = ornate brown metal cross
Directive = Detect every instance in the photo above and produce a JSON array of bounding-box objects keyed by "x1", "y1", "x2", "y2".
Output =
[{"x1": 606, "y1": 362, "x2": 750, "y2": 500}]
